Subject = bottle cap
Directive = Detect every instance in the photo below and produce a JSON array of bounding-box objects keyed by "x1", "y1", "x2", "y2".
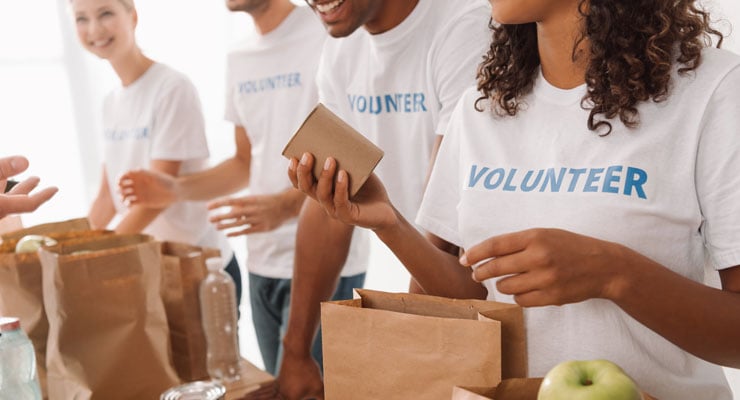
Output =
[
  {"x1": 0, "y1": 317, "x2": 21, "y2": 332},
  {"x1": 205, "y1": 257, "x2": 223, "y2": 271}
]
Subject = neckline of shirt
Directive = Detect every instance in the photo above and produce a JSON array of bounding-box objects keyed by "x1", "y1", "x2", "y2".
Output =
[
  {"x1": 532, "y1": 67, "x2": 587, "y2": 106},
  {"x1": 255, "y1": 5, "x2": 307, "y2": 45},
  {"x1": 121, "y1": 62, "x2": 161, "y2": 92},
  {"x1": 366, "y1": 0, "x2": 427, "y2": 48}
]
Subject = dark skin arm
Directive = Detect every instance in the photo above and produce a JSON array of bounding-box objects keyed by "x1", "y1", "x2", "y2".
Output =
[{"x1": 297, "y1": 153, "x2": 740, "y2": 369}]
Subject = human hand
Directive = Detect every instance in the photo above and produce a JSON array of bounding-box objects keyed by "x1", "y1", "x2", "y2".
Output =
[
  {"x1": 287, "y1": 153, "x2": 397, "y2": 231},
  {"x1": 0, "y1": 156, "x2": 58, "y2": 218},
  {"x1": 460, "y1": 228, "x2": 628, "y2": 307},
  {"x1": 208, "y1": 192, "x2": 295, "y2": 236},
  {"x1": 273, "y1": 349, "x2": 324, "y2": 400},
  {"x1": 118, "y1": 169, "x2": 177, "y2": 208}
]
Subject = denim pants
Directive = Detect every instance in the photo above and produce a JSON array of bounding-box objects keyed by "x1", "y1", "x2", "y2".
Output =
[{"x1": 248, "y1": 271, "x2": 366, "y2": 375}]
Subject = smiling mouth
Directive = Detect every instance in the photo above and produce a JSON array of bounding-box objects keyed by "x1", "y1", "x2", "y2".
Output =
[
  {"x1": 314, "y1": 0, "x2": 346, "y2": 14},
  {"x1": 90, "y1": 38, "x2": 113, "y2": 49}
]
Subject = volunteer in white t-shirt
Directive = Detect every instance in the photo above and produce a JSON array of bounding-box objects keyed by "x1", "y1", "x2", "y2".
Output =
[
  {"x1": 289, "y1": 1, "x2": 740, "y2": 399},
  {"x1": 276, "y1": 0, "x2": 490, "y2": 398},
  {"x1": 71, "y1": 0, "x2": 237, "y2": 289},
  {"x1": 117, "y1": 0, "x2": 361, "y2": 374}
]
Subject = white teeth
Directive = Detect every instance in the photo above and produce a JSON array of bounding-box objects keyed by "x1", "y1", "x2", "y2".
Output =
[
  {"x1": 92, "y1": 39, "x2": 111, "y2": 47},
  {"x1": 316, "y1": 0, "x2": 345, "y2": 13}
]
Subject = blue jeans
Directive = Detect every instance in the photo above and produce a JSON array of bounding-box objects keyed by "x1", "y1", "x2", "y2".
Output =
[
  {"x1": 248, "y1": 271, "x2": 366, "y2": 375},
  {"x1": 224, "y1": 255, "x2": 243, "y2": 319}
]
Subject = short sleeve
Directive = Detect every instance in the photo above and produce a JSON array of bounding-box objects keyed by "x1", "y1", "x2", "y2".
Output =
[
  {"x1": 429, "y1": 3, "x2": 490, "y2": 135},
  {"x1": 415, "y1": 94, "x2": 468, "y2": 246},
  {"x1": 150, "y1": 78, "x2": 209, "y2": 160},
  {"x1": 696, "y1": 64, "x2": 740, "y2": 270}
]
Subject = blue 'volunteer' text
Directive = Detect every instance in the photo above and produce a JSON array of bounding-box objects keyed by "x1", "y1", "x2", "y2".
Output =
[{"x1": 467, "y1": 165, "x2": 648, "y2": 199}]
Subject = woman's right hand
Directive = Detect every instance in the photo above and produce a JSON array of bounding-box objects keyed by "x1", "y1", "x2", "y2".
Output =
[
  {"x1": 287, "y1": 152, "x2": 398, "y2": 231},
  {"x1": 118, "y1": 169, "x2": 178, "y2": 209}
]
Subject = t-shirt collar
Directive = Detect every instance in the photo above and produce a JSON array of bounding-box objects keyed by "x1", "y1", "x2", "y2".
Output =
[{"x1": 532, "y1": 66, "x2": 587, "y2": 106}]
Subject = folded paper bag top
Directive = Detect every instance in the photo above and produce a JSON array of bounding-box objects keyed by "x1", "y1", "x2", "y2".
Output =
[{"x1": 282, "y1": 103, "x2": 384, "y2": 196}]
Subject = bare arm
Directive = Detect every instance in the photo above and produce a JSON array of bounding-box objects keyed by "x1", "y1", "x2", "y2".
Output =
[
  {"x1": 464, "y1": 228, "x2": 740, "y2": 368},
  {"x1": 208, "y1": 187, "x2": 306, "y2": 237},
  {"x1": 88, "y1": 166, "x2": 116, "y2": 229},
  {"x1": 277, "y1": 198, "x2": 354, "y2": 400},
  {"x1": 113, "y1": 160, "x2": 179, "y2": 233},
  {"x1": 119, "y1": 126, "x2": 252, "y2": 206},
  {"x1": 292, "y1": 154, "x2": 486, "y2": 298}
]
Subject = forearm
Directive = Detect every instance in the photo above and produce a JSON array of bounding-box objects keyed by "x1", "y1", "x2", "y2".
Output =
[
  {"x1": 375, "y1": 208, "x2": 487, "y2": 299},
  {"x1": 88, "y1": 193, "x2": 115, "y2": 230},
  {"x1": 113, "y1": 205, "x2": 165, "y2": 234},
  {"x1": 275, "y1": 187, "x2": 307, "y2": 220},
  {"x1": 608, "y1": 246, "x2": 740, "y2": 367},
  {"x1": 176, "y1": 156, "x2": 250, "y2": 202},
  {"x1": 282, "y1": 200, "x2": 354, "y2": 357}
]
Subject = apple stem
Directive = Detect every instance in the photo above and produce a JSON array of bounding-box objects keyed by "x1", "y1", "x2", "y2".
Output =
[{"x1": 581, "y1": 379, "x2": 593, "y2": 386}]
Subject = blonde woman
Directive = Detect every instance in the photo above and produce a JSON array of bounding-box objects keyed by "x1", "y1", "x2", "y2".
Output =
[{"x1": 70, "y1": 0, "x2": 241, "y2": 302}]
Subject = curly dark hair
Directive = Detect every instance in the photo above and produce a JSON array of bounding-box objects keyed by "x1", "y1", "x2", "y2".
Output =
[{"x1": 475, "y1": 0, "x2": 725, "y2": 135}]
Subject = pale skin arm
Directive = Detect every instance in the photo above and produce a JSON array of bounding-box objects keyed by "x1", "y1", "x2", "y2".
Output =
[
  {"x1": 119, "y1": 125, "x2": 252, "y2": 207},
  {"x1": 207, "y1": 187, "x2": 305, "y2": 237},
  {"x1": 0, "y1": 155, "x2": 58, "y2": 218},
  {"x1": 87, "y1": 166, "x2": 116, "y2": 230},
  {"x1": 295, "y1": 152, "x2": 740, "y2": 369},
  {"x1": 113, "y1": 159, "x2": 180, "y2": 234}
]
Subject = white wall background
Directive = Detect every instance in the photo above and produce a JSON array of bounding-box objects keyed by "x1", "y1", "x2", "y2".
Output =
[{"x1": 2, "y1": 0, "x2": 739, "y2": 396}]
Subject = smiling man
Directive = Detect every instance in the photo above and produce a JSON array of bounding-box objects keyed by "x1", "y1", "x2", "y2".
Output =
[{"x1": 274, "y1": 0, "x2": 491, "y2": 399}]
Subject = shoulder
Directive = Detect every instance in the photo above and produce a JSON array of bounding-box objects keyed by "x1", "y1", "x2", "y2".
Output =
[
  {"x1": 425, "y1": 0, "x2": 490, "y2": 35},
  {"x1": 675, "y1": 47, "x2": 740, "y2": 90},
  {"x1": 150, "y1": 63, "x2": 197, "y2": 90}
]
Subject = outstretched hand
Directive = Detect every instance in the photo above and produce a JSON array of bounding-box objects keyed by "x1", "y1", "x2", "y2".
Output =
[
  {"x1": 287, "y1": 153, "x2": 397, "y2": 231},
  {"x1": 460, "y1": 228, "x2": 630, "y2": 307},
  {"x1": 0, "y1": 155, "x2": 58, "y2": 218},
  {"x1": 208, "y1": 192, "x2": 295, "y2": 236},
  {"x1": 118, "y1": 169, "x2": 177, "y2": 208}
]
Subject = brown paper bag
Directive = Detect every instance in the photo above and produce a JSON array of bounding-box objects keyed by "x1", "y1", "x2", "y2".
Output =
[
  {"x1": 0, "y1": 217, "x2": 90, "y2": 241},
  {"x1": 222, "y1": 358, "x2": 275, "y2": 400},
  {"x1": 321, "y1": 289, "x2": 526, "y2": 400},
  {"x1": 0, "y1": 215, "x2": 23, "y2": 234},
  {"x1": 160, "y1": 241, "x2": 220, "y2": 382},
  {"x1": 38, "y1": 234, "x2": 179, "y2": 400},
  {"x1": 0, "y1": 218, "x2": 97, "y2": 398},
  {"x1": 452, "y1": 378, "x2": 657, "y2": 400},
  {"x1": 452, "y1": 379, "x2": 543, "y2": 400}
]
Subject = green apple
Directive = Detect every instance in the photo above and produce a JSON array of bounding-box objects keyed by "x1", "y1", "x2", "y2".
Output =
[
  {"x1": 537, "y1": 359, "x2": 643, "y2": 400},
  {"x1": 14, "y1": 235, "x2": 58, "y2": 253}
]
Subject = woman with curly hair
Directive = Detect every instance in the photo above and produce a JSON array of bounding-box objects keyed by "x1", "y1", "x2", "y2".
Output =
[{"x1": 288, "y1": 0, "x2": 739, "y2": 398}]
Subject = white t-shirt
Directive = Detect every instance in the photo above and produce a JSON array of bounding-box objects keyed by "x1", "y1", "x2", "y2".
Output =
[
  {"x1": 317, "y1": 0, "x2": 491, "y2": 271},
  {"x1": 103, "y1": 63, "x2": 233, "y2": 262},
  {"x1": 417, "y1": 48, "x2": 740, "y2": 400},
  {"x1": 224, "y1": 6, "x2": 365, "y2": 279}
]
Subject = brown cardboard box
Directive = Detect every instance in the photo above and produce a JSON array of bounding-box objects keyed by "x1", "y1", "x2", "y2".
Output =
[{"x1": 282, "y1": 103, "x2": 384, "y2": 196}]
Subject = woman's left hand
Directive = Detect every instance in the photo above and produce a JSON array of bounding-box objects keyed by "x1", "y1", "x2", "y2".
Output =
[{"x1": 461, "y1": 228, "x2": 629, "y2": 307}]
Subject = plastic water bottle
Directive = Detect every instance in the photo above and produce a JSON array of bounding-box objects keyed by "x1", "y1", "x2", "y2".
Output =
[
  {"x1": 0, "y1": 317, "x2": 42, "y2": 400},
  {"x1": 199, "y1": 257, "x2": 241, "y2": 381}
]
